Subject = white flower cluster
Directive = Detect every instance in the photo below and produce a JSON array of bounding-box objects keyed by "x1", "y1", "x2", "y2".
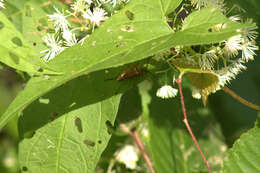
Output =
[
  {"x1": 190, "y1": 0, "x2": 225, "y2": 10},
  {"x1": 218, "y1": 18, "x2": 258, "y2": 86},
  {"x1": 156, "y1": 5, "x2": 258, "y2": 101},
  {"x1": 115, "y1": 145, "x2": 139, "y2": 170},
  {"x1": 0, "y1": 0, "x2": 5, "y2": 9},
  {"x1": 41, "y1": 0, "x2": 129, "y2": 61},
  {"x1": 193, "y1": 16, "x2": 258, "y2": 89}
]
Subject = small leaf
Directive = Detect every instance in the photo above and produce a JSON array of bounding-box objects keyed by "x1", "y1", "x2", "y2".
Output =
[{"x1": 172, "y1": 58, "x2": 220, "y2": 105}]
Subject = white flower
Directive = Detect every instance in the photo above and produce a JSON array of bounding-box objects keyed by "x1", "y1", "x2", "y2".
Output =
[
  {"x1": 192, "y1": 88, "x2": 201, "y2": 99},
  {"x1": 190, "y1": 0, "x2": 225, "y2": 10},
  {"x1": 199, "y1": 50, "x2": 217, "y2": 70},
  {"x1": 241, "y1": 41, "x2": 258, "y2": 62},
  {"x1": 217, "y1": 59, "x2": 246, "y2": 87},
  {"x1": 229, "y1": 15, "x2": 241, "y2": 22},
  {"x1": 82, "y1": 7, "x2": 108, "y2": 26},
  {"x1": 47, "y1": 7, "x2": 70, "y2": 32},
  {"x1": 156, "y1": 85, "x2": 178, "y2": 99},
  {"x1": 243, "y1": 20, "x2": 258, "y2": 41},
  {"x1": 79, "y1": 35, "x2": 90, "y2": 45},
  {"x1": 62, "y1": 29, "x2": 77, "y2": 47},
  {"x1": 85, "y1": 0, "x2": 92, "y2": 4},
  {"x1": 115, "y1": 145, "x2": 139, "y2": 170},
  {"x1": 71, "y1": 0, "x2": 87, "y2": 14},
  {"x1": 139, "y1": 124, "x2": 149, "y2": 138},
  {"x1": 40, "y1": 34, "x2": 65, "y2": 61},
  {"x1": 0, "y1": 0, "x2": 5, "y2": 9},
  {"x1": 96, "y1": 0, "x2": 110, "y2": 5},
  {"x1": 224, "y1": 35, "x2": 242, "y2": 57},
  {"x1": 106, "y1": 0, "x2": 122, "y2": 7}
]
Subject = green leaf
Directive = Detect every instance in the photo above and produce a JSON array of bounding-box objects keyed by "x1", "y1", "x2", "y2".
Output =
[
  {"x1": 0, "y1": 1, "x2": 247, "y2": 129},
  {"x1": 161, "y1": 0, "x2": 183, "y2": 15},
  {"x1": 0, "y1": 12, "x2": 58, "y2": 75},
  {"x1": 138, "y1": 81, "x2": 227, "y2": 173},
  {"x1": 19, "y1": 96, "x2": 121, "y2": 173},
  {"x1": 18, "y1": 69, "x2": 136, "y2": 173},
  {"x1": 222, "y1": 114, "x2": 260, "y2": 173}
]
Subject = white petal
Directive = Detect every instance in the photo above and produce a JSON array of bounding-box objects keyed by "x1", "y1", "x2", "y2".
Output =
[{"x1": 156, "y1": 85, "x2": 178, "y2": 99}]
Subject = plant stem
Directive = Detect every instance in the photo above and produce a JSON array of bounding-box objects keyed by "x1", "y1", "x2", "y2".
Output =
[
  {"x1": 176, "y1": 76, "x2": 212, "y2": 173},
  {"x1": 222, "y1": 86, "x2": 260, "y2": 111},
  {"x1": 120, "y1": 124, "x2": 156, "y2": 173}
]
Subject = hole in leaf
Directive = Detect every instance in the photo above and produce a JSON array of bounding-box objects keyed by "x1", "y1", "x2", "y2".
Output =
[
  {"x1": 0, "y1": 21, "x2": 4, "y2": 30},
  {"x1": 9, "y1": 52, "x2": 19, "y2": 64},
  {"x1": 39, "y1": 98, "x2": 50, "y2": 104},
  {"x1": 120, "y1": 25, "x2": 134, "y2": 32},
  {"x1": 24, "y1": 131, "x2": 35, "y2": 139},
  {"x1": 37, "y1": 25, "x2": 44, "y2": 31},
  {"x1": 98, "y1": 140, "x2": 102, "y2": 144},
  {"x1": 49, "y1": 112, "x2": 58, "y2": 122},
  {"x1": 25, "y1": 5, "x2": 32, "y2": 17},
  {"x1": 83, "y1": 140, "x2": 95, "y2": 147},
  {"x1": 74, "y1": 117, "x2": 83, "y2": 133},
  {"x1": 115, "y1": 42, "x2": 126, "y2": 48},
  {"x1": 37, "y1": 68, "x2": 44, "y2": 72},
  {"x1": 125, "y1": 10, "x2": 134, "y2": 20},
  {"x1": 105, "y1": 120, "x2": 115, "y2": 135},
  {"x1": 33, "y1": 42, "x2": 37, "y2": 46},
  {"x1": 22, "y1": 166, "x2": 28, "y2": 171},
  {"x1": 11, "y1": 37, "x2": 23, "y2": 47}
]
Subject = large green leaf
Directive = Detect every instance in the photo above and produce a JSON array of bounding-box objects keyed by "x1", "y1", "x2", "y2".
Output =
[
  {"x1": 138, "y1": 81, "x2": 227, "y2": 173},
  {"x1": 19, "y1": 97, "x2": 121, "y2": 173},
  {"x1": 222, "y1": 113, "x2": 260, "y2": 173},
  {"x1": 0, "y1": 1, "x2": 248, "y2": 130},
  {"x1": 18, "y1": 68, "x2": 140, "y2": 173},
  {"x1": 0, "y1": 12, "x2": 57, "y2": 75}
]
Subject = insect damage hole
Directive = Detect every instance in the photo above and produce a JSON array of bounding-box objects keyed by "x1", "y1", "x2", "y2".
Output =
[
  {"x1": 120, "y1": 25, "x2": 135, "y2": 32},
  {"x1": 74, "y1": 117, "x2": 83, "y2": 133},
  {"x1": 11, "y1": 37, "x2": 23, "y2": 47},
  {"x1": 83, "y1": 140, "x2": 95, "y2": 147},
  {"x1": 106, "y1": 120, "x2": 115, "y2": 134},
  {"x1": 125, "y1": 10, "x2": 134, "y2": 20},
  {"x1": 22, "y1": 166, "x2": 28, "y2": 171},
  {"x1": 38, "y1": 97, "x2": 50, "y2": 104}
]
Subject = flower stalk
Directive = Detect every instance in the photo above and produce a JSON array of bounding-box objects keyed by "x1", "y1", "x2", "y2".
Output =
[{"x1": 176, "y1": 75, "x2": 212, "y2": 173}]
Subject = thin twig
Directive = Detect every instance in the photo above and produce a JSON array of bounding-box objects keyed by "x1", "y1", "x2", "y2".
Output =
[
  {"x1": 59, "y1": 0, "x2": 73, "y2": 4},
  {"x1": 222, "y1": 86, "x2": 260, "y2": 111},
  {"x1": 120, "y1": 124, "x2": 156, "y2": 173},
  {"x1": 176, "y1": 76, "x2": 212, "y2": 173}
]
